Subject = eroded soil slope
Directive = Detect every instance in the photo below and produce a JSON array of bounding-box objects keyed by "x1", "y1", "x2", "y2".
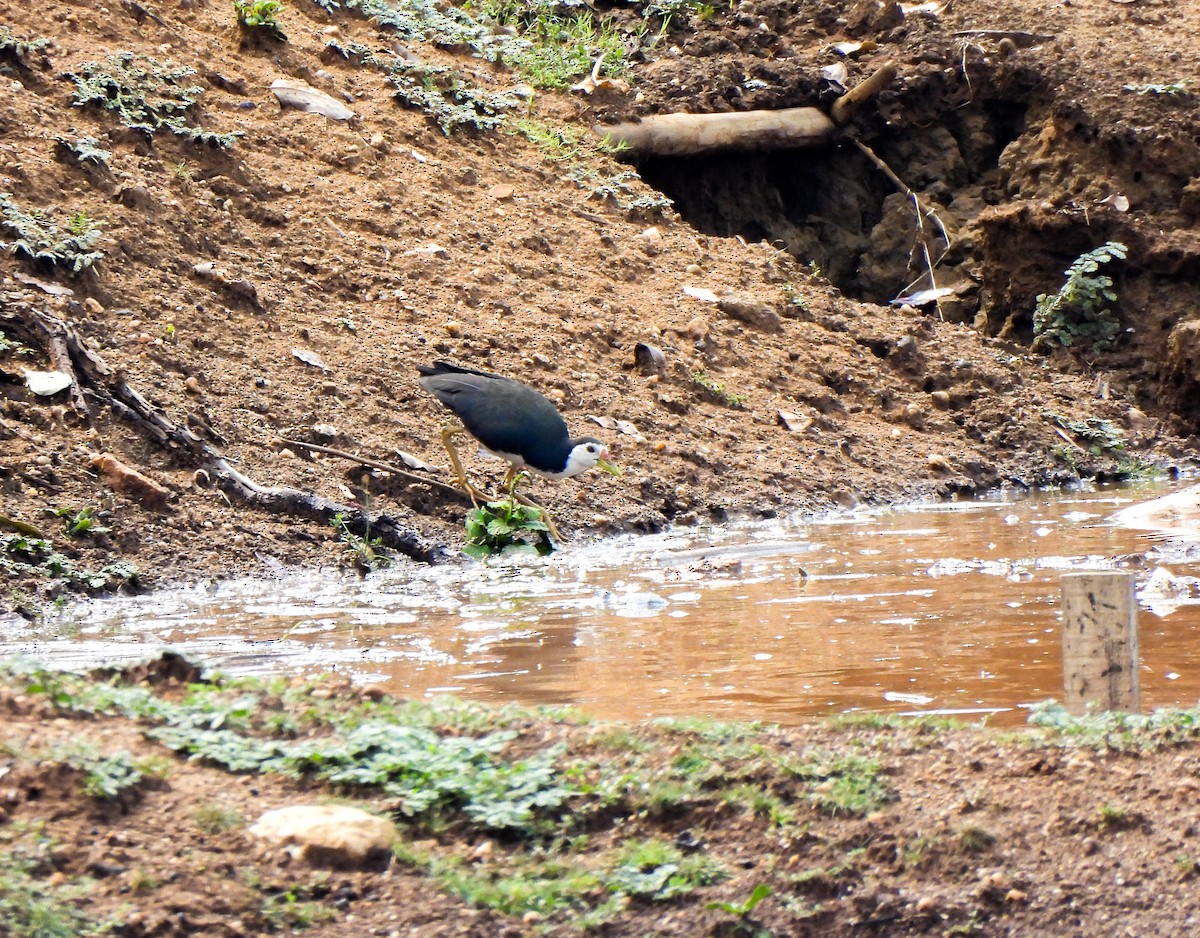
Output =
[{"x1": 0, "y1": 0, "x2": 1197, "y2": 605}]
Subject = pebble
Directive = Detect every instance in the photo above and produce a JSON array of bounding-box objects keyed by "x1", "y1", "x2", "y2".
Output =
[
  {"x1": 685, "y1": 263, "x2": 703, "y2": 275},
  {"x1": 930, "y1": 390, "x2": 952, "y2": 408},
  {"x1": 84, "y1": 297, "x2": 104, "y2": 314},
  {"x1": 183, "y1": 376, "x2": 201, "y2": 394}
]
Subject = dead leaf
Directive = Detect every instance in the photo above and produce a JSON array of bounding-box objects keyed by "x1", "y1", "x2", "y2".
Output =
[
  {"x1": 821, "y1": 63, "x2": 849, "y2": 87},
  {"x1": 292, "y1": 349, "x2": 329, "y2": 371},
  {"x1": 777, "y1": 410, "x2": 813, "y2": 433},
  {"x1": 12, "y1": 271, "x2": 74, "y2": 296},
  {"x1": 270, "y1": 79, "x2": 355, "y2": 121},
  {"x1": 23, "y1": 369, "x2": 72, "y2": 396},
  {"x1": 892, "y1": 287, "x2": 954, "y2": 307},
  {"x1": 683, "y1": 285, "x2": 720, "y2": 303}
]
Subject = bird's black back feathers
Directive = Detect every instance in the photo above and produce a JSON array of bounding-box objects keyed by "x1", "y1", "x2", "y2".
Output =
[{"x1": 417, "y1": 360, "x2": 578, "y2": 473}]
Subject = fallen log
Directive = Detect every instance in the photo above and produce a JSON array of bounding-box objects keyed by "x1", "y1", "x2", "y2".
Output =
[
  {"x1": 594, "y1": 61, "x2": 896, "y2": 157},
  {"x1": 26, "y1": 308, "x2": 452, "y2": 564},
  {"x1": 595, "y1": 107, "x2": 835, "y2": 157}
]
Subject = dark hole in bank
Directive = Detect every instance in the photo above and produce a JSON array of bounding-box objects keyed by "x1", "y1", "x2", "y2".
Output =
[{"x1": 634, "y1": 101, "x2": 1029, "y2": 317}]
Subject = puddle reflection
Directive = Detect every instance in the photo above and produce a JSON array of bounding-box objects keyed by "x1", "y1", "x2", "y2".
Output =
[{"x1": 4, "y1": 480, "x2": 1200, "y2": 726}]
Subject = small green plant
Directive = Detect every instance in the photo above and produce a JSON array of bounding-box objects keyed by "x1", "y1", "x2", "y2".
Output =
[
  {"x1": 706, "y1": 883, "x2": 772, "y2": 937},
  {"x1": 234, "y1": 0, "x2": 288, "y2": 40},
  {"x1": 575, "y1": 168, "x2": 673, "y2": 214},
  {"x1": 774, "y1": 748, "x2": 892, "y2": 816},
  {"x1": 0, "y1": 193, "x2": 104, "y2": 274},
  {"x1": 54, "y1": 137, "x2": 113, "y2": 168},
  {"x1": 2, "y1": 532, "x2": 140, "y2": 592},
  {"x1": 957, "y1": 824, "x2": 997, "y2": 853},
  {"x1": 0, "y1": 829, "x2": 113, "y2": 937},
  {"x1": 386, "y1": 61, "x2": 517, "y2": 134},
  {"x1": 59, "y1": 746, "x2": 158, "y2": 800},
  {"x1": 1124, "y1": 80, "x2": 1188, "y2": 96},
  {"x1": 70, "y1": 53, "x2": 242, "y2": 148},
  {"x1": 1032, "y1": 241, "x2": 1128, "y2": 352},
  {"x1": 259, "y1": 889, "x2": 335, "y2": 929},
  {"x1": 463, "y1": 495, "x2": 552, "y2": 557},
  {"x1": 0, "y1": 329, "x2": 34, "y2": 356},
  {"x1": 331, "y1": 512, "x2": 391, "y2": 572},
  {"x1": 691, "y1": 370, "x2": 747, "y2": 409},
  {"x1": 607, "y1": 838, "x2": 727, "y2": 900},
  {"x1": 0, "y1": 25, "x2": 50, "y2": 69},
  {"x1": 1097, "y1": 802, "x2": 1129, "y2": 831},
  {"x1": 50, "y1": 506, "x2": 109, "y2": 538},
  {"x1": 1045, "y1": 413, "x2": 1127, "y2": 454},
  {"x1": 193, "y1": 802, "x2": 244, "y2": 833},
  {"x1": 511, "y1": 118, "x2": 590, "y2": 163}
]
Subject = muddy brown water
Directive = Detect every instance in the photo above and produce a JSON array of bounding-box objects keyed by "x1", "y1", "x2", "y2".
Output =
[{"x1": 4, "y1": 480, "x2": 1200, "y2": 726}]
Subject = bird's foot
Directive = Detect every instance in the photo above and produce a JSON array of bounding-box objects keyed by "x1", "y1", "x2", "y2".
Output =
[{"x1": 510, "y1": 491, "x2": 562, "y2": 544}]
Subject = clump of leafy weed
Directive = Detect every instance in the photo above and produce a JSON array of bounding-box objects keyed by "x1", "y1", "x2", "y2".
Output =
[
  {"x1": 234, "y1": 0, "x2": 288, "y2": 40},
  {"x1": 0, "y1": 827, "x2": 113, "y2": 937},
  {"x1": 691, "y1": 370, "x2": 747, "y2": 409},
  {"x1": 1044, "y1": 413, "x2": 1127, "y2": 455},
  {"x1": 464, "y1": 496, "x2": 552, "y2": 558},
  {"x1": 1025, "y1": 699, "x2": 1200, "y2": 752},
  {"x1": 54, "y1": 136, "x2": 113, "y2": 169},
  {"x1": 57, "y1": 745, "x2": 163, "y2": 800},
  {"x1": 349, "y1": 0, "x2": 525, "y2": 62},
  {"x1": 1032, "y1": 241, "x2": 1128, "y2": 353},
  {"x1": 331, "y1": 512, "x2": 391, "y2": 572},
  {"x1": 1, "y1": 532, "x2": 139, "y2": 592},
  {"x1": 1123, "y1": 80, "x2": 1188, "y2": 96},
  {"x1": 193, "y1": 802, "x2": 244, "y2": 833},
  {"x1": 774, "y1": 748, "x2": 892, "y2": 816},
  {"x1": 0, "y1": 193, "x2": 104, "y2": 274},
  {"x1": 606, "y1": 838, "x2": 727, "y2": 900},
  {"x1": 573, "y1": 168, "x2": 674, "y2": 215},
  {"x1": 0, "y1": 25, "x2": 50, "y2": 70},
  {"x1": 386, "y1": 61, "x2": 517, "y2": 134},
  {"x1": 69, "y1": 53, "x2": 242, "y2": 148},
  {"x1": 50, "y1": 506, "x2": 109, "y2": 539}
]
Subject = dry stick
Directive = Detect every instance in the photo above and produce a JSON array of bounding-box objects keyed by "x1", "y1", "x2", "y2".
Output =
[
  {"x1": 28, "y1": 311, "x2": 91, "y2": 418},
  {"x1": 831, "y1": 60, "x2": 898, "y2": 125},
  {"x1": 595, "y1": 107, "x2": 835, "y2": 157},
  {"x1": 851, "y1": 138, "x2": 952, "y2": 319},
  {"x1": 278, "y1": 437, "x2": 470, "y2": 502},
  {"x1": 29, "y1": 309, "x2": 451, "y2": 563}
]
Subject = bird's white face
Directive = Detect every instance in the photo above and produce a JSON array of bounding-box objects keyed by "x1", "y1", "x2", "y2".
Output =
[{"x1": 559, "y1": 441, "x2": 620, "y2": 480}]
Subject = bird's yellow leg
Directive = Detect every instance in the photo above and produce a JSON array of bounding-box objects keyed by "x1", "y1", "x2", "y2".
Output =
[
  {"x1": 441, "y1": 426, "x2": 493, "y2": 508},
  {"x1": 509, "y1": 487, "x2": 562, "y2": 544}
]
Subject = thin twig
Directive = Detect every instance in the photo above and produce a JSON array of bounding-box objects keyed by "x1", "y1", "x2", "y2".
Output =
[
  {"x1": 851, "y1": 138, "x2": 952, "y2": 319},
  {"x1": 277, "y1": 438, "x2": 469, "y2": 501}
]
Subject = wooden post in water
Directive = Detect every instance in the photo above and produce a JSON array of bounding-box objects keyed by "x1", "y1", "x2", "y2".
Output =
[{"x1": 1060, "y1": 572, "x2": 1140, "y2": 714}]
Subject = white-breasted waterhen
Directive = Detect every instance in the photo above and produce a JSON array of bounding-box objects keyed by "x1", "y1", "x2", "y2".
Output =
[{"x1": 417, "y1": 360, "x2": 620, "y2": 538}]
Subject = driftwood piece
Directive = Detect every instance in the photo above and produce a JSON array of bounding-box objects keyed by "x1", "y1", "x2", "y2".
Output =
[
  {"x1": 831, "y1": 60, "x2": 898, "y2": 125},
  {"x1": 595, "y1": 62, "x2": 897, "y2": 157},
  {"x1": 29, "y1": 309, "x2": 451, "y2": 564},
  {"x1": 280, "y1": 437, "x2": 471, "y2": 503},
  {"x1": 595, "y1": 107, "x2": 835, "y2": 157}
]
